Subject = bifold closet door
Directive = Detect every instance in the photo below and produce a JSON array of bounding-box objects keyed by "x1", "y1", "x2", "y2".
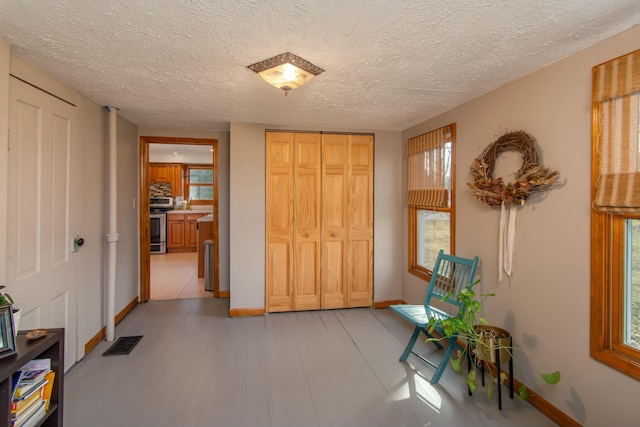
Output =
[
  {"x1": 321, "y1": 134, "x2": 373, "y2": 309},
  {"x1": 266, "y1": 132, "x2": 372, "y2": 312},
  {"x1": 266, "y1": 132, "x2": 321, "y2": 312},
  {"x1": 346, "y1": 134, "x2": 374, "y2": 307},
  {"x1": 266, "y1": 132, "x2": 295, "y2": 312},
  {"x1": 292, "y1": 133, "x2": 322, "y2": 310},
  {"x1": 320, "y1": 135, "x2": 349, "y2": 308}
]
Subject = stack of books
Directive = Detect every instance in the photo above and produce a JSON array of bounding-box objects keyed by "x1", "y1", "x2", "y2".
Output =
[{"x1": 10, "y1": 359, "x2": 55, "y2": 427}]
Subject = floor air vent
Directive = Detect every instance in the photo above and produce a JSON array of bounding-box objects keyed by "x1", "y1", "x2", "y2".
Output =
[{"x1": 103, "y1": 335, "x2": 143, "y2": 356}]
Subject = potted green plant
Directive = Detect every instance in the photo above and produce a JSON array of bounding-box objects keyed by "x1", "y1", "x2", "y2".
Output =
[
  {"x1": 426, "y1": 280, "x2": 560, "y2": 400},
  {"x1": 0, "y1": 285, "x2": 21, "y2": 335}
]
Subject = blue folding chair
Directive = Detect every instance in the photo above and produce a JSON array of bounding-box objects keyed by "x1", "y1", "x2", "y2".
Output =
[{"x1": 390, "y1": 250, "x2": 479, "y2": 384}]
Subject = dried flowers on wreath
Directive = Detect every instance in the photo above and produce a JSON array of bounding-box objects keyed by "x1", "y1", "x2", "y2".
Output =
[{"x1": 467, "y1": 131, "x2": 560, "y2": 207}]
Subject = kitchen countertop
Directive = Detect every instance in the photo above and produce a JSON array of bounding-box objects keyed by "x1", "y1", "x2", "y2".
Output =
[
  {"x1": 167, "y1": 209, "x2": 212, "y2": 214},
  {"x1": 197, "y1": 213, "x2": 213, "y2": 222}
]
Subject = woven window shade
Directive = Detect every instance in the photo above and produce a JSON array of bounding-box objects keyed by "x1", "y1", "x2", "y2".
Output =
[
  {"x1": 406, "y1": 127, "x2": 450, "y2": 207},
  {"x1": 594, "y1": 49, "x2": 640, "y2": 213}
]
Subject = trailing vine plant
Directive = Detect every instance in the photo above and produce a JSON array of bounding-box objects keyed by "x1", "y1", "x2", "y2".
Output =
[{"x1": 426, "y1": 280, "x2": 561, "y2": 399}]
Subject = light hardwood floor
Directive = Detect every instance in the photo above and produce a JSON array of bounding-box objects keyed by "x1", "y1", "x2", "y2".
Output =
[
  {"x1": 150, "y1": 252, "x2": 213, "y2": 300},
  {"x1": 64, "y1": 298, "x2": 559, "y2": 427}
]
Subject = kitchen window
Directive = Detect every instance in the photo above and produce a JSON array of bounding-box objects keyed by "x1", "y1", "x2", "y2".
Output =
[{"x1": 186, "y1": 164, "x2": 213, "y2": 205}]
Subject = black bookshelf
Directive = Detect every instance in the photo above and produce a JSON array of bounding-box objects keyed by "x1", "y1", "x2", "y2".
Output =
[{"x1": 0, "y1": 329, "x2": 64, "y2": 427}]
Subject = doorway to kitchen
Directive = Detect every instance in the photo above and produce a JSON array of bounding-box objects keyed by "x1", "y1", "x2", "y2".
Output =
[{"x1": 139, "y1": 136, "x2": 219, "y2": 302}]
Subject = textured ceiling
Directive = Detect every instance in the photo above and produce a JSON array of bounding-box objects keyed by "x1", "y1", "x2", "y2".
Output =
[{"x1": 1, "y1": 0, "x2": 639, "y2": 132}]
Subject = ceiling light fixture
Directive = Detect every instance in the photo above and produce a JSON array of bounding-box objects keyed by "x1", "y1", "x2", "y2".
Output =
[{"x1": 248, "y1": 52, "x2": 324, "y2": 96}]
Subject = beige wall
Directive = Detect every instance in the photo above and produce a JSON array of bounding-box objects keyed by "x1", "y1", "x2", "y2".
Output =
[
  {"x1": 402, "y1": 24, "x2": 640, "y2": 427},
  {"x1": 114, "y1": 116, "x2": 140, "y2": 311},
  {"x1": 229, "y1": 124, "x2": 403, "y2": 310},
  {"x1": 77, "y1": 101, "x2": 106, "y2": 361},
  {"x1": 0, "y1": 40, "x2": 9, "y2": 283},
  {"x1": 139, "y1": 128, "x2": 231, "y2": 293}
]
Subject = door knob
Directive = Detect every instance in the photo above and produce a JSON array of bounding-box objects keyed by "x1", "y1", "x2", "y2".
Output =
[{"x1": 73, "y1": 236, "x2": 85, "y2": 252}]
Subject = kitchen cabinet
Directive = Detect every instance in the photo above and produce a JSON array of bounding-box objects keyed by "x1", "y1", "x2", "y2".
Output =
[
  {"x1": 150, "y1": 163, "x2": 170, "y2": 182},
  {"x1": 187, "y1": 214, "x2": 199, "y2": 248},
  {"x1": 167, "y1": 212, "x2": 208, "y2": 252},
  {"x1": 167, "y1": 213, "x2": 186, "y2": 250},
  {"x1": 150, "y1": 163, "x2": 183, "y2": 197},
  {"x1": 169, "y1": 164, "x2": 183, "y2": 197}
]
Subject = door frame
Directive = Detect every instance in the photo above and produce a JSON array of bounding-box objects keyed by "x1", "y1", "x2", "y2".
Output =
[{"x1": 139, "y1": 136, "x2": 219, "y2": 301}]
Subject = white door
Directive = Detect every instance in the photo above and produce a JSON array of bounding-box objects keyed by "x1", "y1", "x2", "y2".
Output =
[{"x1": 6, "y1": 77, "x2": 78, "y2": 372}]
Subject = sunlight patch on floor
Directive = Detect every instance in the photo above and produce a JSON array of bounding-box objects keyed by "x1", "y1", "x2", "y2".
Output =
[{"x1": 392, "y1": 370, "x2": 442, "y2": 413}]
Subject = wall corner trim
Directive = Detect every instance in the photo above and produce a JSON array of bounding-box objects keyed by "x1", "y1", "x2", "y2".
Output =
[
  {"x1": 374, "y1": 300, "x2": 406, "y2": 309},
  {"x1": 84, "y1": 297, "x2": 139, "y2": 355},
  {"x1": 229, "y1": 308, "x2": 265, "y2": 317}
]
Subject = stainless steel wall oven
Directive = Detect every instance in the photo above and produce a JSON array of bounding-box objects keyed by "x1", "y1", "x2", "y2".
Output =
[
  {"x1": 150, "y1": 197, "x2": 173, "y2": 254},
  {"x1": 150, "y1": 211, "x2": 167, "y2": 254}
]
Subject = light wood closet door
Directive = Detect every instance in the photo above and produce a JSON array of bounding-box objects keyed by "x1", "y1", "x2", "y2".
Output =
[
  {"x1": 321, "y1": 135, "x2": 349, "y2": 308},
  {"x1": 266, "y1": 132, "x2": 295, "y2": 312},
  {"x1": 347, "y1": 135, "x2": 374, "y2": 307},
  {"x1": 322, "y1": 134, "x2": 373, "y2": 308},
  {"x1": 266, "y1": 132, "x2": 373, "y2": 312},
  {"x1": 293, "y1": 133, "x2": 322, "y2": 310}
]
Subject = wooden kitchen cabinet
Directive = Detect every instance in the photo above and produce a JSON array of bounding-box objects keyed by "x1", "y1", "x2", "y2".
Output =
[
  {"x1": 167, "y1": 212, "x2": 207, "y2": 252},
  {"x1": 187, "y1": 214, "x2": 199, "y2": 247},
  {"x1": 150, "y1": 163, "x2": 183, "y2": 197},
  {"x1": 167, "y1": 213, "x2": 186, "y2": 251},
  {"x1": 169, "y1": 164, "x2": 183, "y2": 197},
  {"x1": 150, "y1": 163, "x2": 170, "y2": 182}
]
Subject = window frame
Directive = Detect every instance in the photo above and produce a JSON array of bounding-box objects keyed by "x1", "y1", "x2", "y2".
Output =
[
  {"x1": 408, "y1": 124, "x2": 456, "y2": 281},
  {"x1": 590, "y1": 74, "x2": 640, "y2": 379},
  {"x1": 616, "y1": 218, "x2": 640, "y2": 356},
  {"x1": 185, "y1": 163, "x2": 214, "y2": 206}
]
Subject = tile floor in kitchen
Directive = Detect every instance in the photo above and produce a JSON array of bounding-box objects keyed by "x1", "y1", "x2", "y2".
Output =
[{"x1": 149, "y1": 252, "x2": 213, "y2": 300}]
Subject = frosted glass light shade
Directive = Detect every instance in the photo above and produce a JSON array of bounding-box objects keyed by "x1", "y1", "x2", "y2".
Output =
[{"x1": 248, "y1": 52, "x2": 324, "y2": 95}]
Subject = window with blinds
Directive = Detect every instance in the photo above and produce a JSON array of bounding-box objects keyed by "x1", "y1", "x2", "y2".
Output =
[
  {"x1": 406, "y1": 126, "x2": 452, "y2": 208},
  {"x1": 593, "y1": 49, "x2": 640, "y2": 213},
  {"x1": 407, "y1": 124, "x2": 456, "y2": 279},
  {"x1": 591, "y1": 49, "x2": 640, "y2": 380}
]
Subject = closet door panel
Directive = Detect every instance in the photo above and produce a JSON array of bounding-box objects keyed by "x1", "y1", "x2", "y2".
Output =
[
  {"x1": 268, "y1": 173, "x2": 293, "y2": 228},
  {"x1": 267, "y1": 241, "x2": 293, "y2": 311},
  {"x1": 268, "y1": 139, "x2": 292, "y2": 168},
  {"x1": 295, "y1": 241, "x2": 320, "y2": 310},
  {"x1": 347, "y1": 135, "x2": 374, "y2": 307},
  {"x1": 266, "y1": 132, "x2": 295, "y2": 312},
  {"x1": 293, "y1": 133, "x2": 321, "y2": 310},
  {"x1": 321, "y1": 135, "x2": 349, "y2": 308},
  {"x1": 322, "y1": 241, "x2": 346, "y2": 309},
  {"x1": 348, "y1": 240, "x2": 372, "y2": 306}
]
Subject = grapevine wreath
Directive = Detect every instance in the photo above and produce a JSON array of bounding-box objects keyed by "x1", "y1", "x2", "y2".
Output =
[{"x1": 467, "y1": 131, "x2": 560, "y2": 207}]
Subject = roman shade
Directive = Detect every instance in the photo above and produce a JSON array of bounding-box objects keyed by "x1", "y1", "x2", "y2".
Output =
[
  {"x1": 406, "y1": 126, "x2": 451, "y2": 207},
  {"x1": 593, "y1": 49, "x2": 640, "y2": 213}
]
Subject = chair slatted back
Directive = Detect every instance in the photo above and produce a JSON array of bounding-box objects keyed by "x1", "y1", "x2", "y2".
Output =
[{"x1": 424, "y1": 250, "x2": 479, "y2": 309}]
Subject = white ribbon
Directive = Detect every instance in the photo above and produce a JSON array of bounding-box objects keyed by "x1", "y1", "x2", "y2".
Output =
[{"x1": 499, "y1": 202, "x2": 517, "y2": 281}]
